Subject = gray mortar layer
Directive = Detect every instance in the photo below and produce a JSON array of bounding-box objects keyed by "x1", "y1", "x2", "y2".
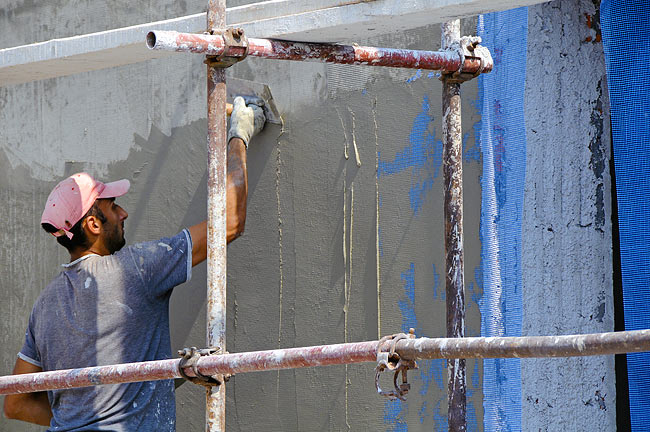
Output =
[
  {"x1": 0, "y1": 1, "x2": 615, "y2": 432},
  {"x1": 218, "y1": 22, "x2": 484, "y2": 430},
  {"x1": 522, "y1": 0, "x2": 615, "y2": 430},
  {"x1": 0, "y1": 7, "x2": 484, "y2": 432}
]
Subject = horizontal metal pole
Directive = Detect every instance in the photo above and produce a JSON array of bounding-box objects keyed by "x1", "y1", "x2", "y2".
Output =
[
  {"x1": 145, "y1": 30, "x2": 491, "y2": 73},
  {"x1": 2, "y1": 330, "x2": 649, "y2": 395},
  {"x1": 1, "y1": 0, "x2": 550, "y2": 86}
]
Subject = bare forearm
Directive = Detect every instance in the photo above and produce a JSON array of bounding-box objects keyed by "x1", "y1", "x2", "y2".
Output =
[
  {"x1": 188, "y1": 138, "x2": 248, "y2": 267},
  {"x1": 4, "y1": 392, "x2": 52, "y2": 426},
  {"x1": 4, "y1": 359, "x2": 52, "y2": 426},
  {"x1": 226, "y1": 138, "x2": 248, "y2": 242}
]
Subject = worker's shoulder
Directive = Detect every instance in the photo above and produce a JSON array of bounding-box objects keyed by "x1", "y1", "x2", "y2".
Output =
[
  {"x1": 35, "y1": 253, "x2": 127, "y2": 302},
  {"x1": 28, "y1": 270, "x2": 71, "y2": 317},
  {"x1": 120, "y1": 229, "x2": 192, "y2": 258}
]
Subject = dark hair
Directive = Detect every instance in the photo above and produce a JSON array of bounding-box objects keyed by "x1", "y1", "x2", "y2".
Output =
[{"x1": 41, "y1": 200, "x2": 108, "y2": 253}]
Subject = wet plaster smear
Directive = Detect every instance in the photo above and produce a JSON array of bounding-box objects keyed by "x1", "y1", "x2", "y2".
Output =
[{"x1": 0, "y1": 1, "x2": 614, "y2": 432}]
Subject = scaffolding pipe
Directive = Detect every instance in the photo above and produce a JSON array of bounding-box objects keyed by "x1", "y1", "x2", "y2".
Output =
[
  {"x1": 2, "y1": 330, "x2": 650, "y2": 396},
  {"x1": 442, "y1": 19, "x2": 466, "y2": 432},
  {"x1": 206, "y1": 0, "x2": 227, "y2": 430},
  {"x1": 145, "y1": 30, "x2": 492, "y2": 73}
]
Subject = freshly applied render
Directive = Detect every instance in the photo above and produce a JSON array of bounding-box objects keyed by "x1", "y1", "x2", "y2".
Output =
[{"x1": 0, "y1": 0, "x2": 613, "y2": 431}]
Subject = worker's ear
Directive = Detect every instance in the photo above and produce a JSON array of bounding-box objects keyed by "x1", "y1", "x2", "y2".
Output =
[{"x1": 83, "y1": 215, "x2": 103, "y2": 236}]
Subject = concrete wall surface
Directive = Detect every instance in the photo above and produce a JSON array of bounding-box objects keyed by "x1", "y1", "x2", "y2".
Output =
[
  {"x1": 0, "y1": 0, "x2": 614, "y2": 431},
  {"x1": 522, "y1": 1, "x2": 616, "y2": 430}
]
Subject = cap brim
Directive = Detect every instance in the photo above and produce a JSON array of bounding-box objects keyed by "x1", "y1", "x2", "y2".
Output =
[{"x1": 98, "y1": 179, "x2": 130, "y2": 199}]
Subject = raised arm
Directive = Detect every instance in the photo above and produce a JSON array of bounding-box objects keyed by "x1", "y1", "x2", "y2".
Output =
[
  {"x1": 188, "y1": 138, "x2": 248, "y2": 266},
  {"x1": 188, "y1": 97, "x2": 265, "y2": 267}
]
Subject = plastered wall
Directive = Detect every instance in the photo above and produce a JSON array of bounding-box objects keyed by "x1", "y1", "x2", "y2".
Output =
[
  {"x1": 0, "y1": 0, "x2": 614, "y2": 431},
  {"x1": 522, "y1": 1, "x2": 616, "y2": 430}
]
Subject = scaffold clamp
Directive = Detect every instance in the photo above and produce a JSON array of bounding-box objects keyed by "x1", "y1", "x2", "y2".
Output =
[
  {"x1": 441, "y1": 35, "x2": 493, "y2": 83},
  {"x1": 203, "y1": 27, "x2": 249, "y2": 68},
  {"x1": 375, "y1": 329, "x2": 418, "y2": 401},
  {"x1": 177, "y1": 346, "x2": 229, "y2": 387}
]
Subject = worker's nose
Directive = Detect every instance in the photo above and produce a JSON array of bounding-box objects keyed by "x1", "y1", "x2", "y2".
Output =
[{"x1": 119, "y1": 206, "x2": 128, "y2": 221}]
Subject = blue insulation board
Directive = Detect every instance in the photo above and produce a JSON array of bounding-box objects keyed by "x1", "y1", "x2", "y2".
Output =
[
  {"x1": 601, "y1": 1, "x2": 650, "y2": 429},
  {"x1": 477, "y1": 8, "x2": 528, "y2": 432}
]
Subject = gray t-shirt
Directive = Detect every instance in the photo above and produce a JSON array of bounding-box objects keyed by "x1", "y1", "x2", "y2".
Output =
[{"x1": 19, "y1": 230, "x2": 193, "y2": 431}]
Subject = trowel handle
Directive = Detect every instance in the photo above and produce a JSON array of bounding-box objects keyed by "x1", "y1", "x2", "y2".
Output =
[{"x1": 226, "y1": 103, "x2": 233, "y2": 116}]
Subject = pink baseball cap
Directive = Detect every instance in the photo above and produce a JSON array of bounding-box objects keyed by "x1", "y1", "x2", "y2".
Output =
[{"x1": 41, "y1": 172, "x2": 130, "y2": 239}]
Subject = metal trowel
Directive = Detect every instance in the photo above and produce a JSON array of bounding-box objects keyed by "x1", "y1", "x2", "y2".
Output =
[{"x1": 225, "y1": 77, "x2": 281, "y2": 124}]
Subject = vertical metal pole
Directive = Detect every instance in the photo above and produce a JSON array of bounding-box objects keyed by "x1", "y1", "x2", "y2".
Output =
[
  {"x1": 206, "y1": 0, "x2": 227, "y2": 431},
  {"x1": 441, "y1": 19, "x2": 467, "y2": 432}
]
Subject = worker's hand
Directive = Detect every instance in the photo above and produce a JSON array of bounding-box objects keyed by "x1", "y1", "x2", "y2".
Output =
[{"x1": 228, "y1": 96, "x2": 266, "y2": 147}]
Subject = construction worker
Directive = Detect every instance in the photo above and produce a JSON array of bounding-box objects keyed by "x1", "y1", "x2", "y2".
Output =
[{"x1": 2, "y1": 97, "x2": 265, "y2": 430}]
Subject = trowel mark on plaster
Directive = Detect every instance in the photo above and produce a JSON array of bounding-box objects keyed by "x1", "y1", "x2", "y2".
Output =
[
  {"x1": 344, "y1": 181, "x2": 355, "y2": 430},
  {"x1": 337, "y1": 108, "x2": 350, "y2": 160},
  {"x1": 275, "y1": 139, "x2": 284, "y2": 349},
  {"x1": 348, "y1": 107, "x2": 362, "y2": 167},
  {"x1": 373, "y1": 98, "x2": 381, "y2": 337},
  {"x1": 346, "y1": 184, "x2": 354, "y2": 334},
  {"x1": 342, "y1": 176, "x2": 351, "y2": 430},
  {"x1": 343, "y1": 178, "x2": 348, "y2": 303},
  {"x1": 275, "y1": 134, "x2": 285, "y2": 402},
  {"x1": 378, "y1": 96, "x2": 443, "y2": 215}
]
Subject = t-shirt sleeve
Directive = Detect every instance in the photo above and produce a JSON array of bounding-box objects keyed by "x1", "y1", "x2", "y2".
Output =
[
  {"x1": 121, "y1": 229, "x2": 193, "y2": 299},
  {"x1": 18, "y1": 313, "x2": 42, "y2": 368}
]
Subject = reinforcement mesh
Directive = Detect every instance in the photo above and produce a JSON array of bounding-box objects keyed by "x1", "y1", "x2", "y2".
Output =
[
  {"x1": 601, "y1": 1, "x2": 650, "y2": 429},
  {"x1": 477, "y1": 7, "x2": 528, "y2": 432}
]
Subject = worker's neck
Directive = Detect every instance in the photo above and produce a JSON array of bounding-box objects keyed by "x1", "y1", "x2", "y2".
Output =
[{"x1": 69, "y1": 243, "x2": 110, "y2": 262}]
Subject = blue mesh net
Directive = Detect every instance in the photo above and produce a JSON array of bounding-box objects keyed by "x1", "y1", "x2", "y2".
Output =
[
  {"x1": 477, "y1": 7, "x2": 528, "y2": 432},
  {"x1": 601, "y1": 1, "x2": 650, "y2": 429}
]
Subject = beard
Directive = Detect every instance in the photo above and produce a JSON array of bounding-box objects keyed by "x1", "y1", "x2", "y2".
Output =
[{"x1": 104, "y1": 220, "x2": 126, "y2": 254}]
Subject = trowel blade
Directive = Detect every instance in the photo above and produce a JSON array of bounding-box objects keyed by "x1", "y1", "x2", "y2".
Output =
[{"x1": 227, "y1": 77, "x2": 281, "y2": 124}]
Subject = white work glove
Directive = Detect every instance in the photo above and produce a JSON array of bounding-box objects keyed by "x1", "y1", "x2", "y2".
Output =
[{"x1": 228, "y1": 96, "x2": 266, "y2": 147}]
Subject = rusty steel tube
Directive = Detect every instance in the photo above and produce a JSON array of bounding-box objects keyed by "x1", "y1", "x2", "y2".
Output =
[
  {"x1": 206, "y1": 0, "x2": 227, "y2": 430},
  {"x1": 442, "y1": 19, "x2": 467, "y2": 432},
  {"x1": 397, "y1": 331, "x2": 650, "y2": 360},
  {"x1": 2, "y1": 331, "x2": 650, "y2": 396},
  {"x1": 145, "y1": 30, "x2": 492, "y2": 74}
]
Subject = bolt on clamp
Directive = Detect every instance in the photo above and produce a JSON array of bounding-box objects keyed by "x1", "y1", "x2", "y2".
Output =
[
  {"x1": 177, "y1": 346, "x2": 230, "y2": 387},
  {"x1": 375, "y1": 329, "x2": 418, "y2": 401},
  {"x1": 440, "y1": 36, "x2": 493, "y2": 83},
  {"x1": 204, "y1": 27, "x2": 249, "y2": 68}
]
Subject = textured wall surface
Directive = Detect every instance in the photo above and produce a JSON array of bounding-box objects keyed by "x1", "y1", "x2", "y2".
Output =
[
  {"x1": 0, "y1": 0, "x2": 615, "y2": 431},
  {"x1": 522, "y1": 0, "x2": 616, "y2": 430},
  {"x1": 0, "y1": 3, "x2": 483, "y2": 431}
]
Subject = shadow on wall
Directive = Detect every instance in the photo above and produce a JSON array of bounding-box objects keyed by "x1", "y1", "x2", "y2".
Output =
[{"x1": 165, "y1": 120, "x2": 281, "y2": 352}]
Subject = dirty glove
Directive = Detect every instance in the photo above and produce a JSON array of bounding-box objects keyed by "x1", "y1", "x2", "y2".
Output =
[{"x1": 228, "y1": 96, "x2": 266, "y2": 148}]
